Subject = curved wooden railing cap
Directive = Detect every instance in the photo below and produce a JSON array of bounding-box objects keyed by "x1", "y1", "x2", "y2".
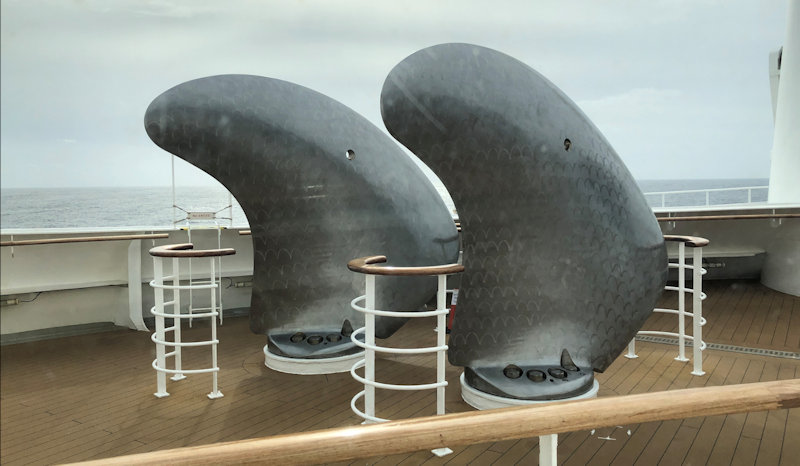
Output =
[
  {"x1": 348, "y1": 255, "x2": 464, "y2": 276},
  {"x1": 149, "y1": 243, "x2": 236, "y2": 258},
  {"x1": 663, "y1": 235, "x2": 710, "y2": 248}
]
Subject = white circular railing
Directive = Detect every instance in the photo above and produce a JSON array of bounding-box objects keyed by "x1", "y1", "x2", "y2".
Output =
[
  {"x1": 149, "y1": 243, "x2": 235, "y2": 399},
  {"x1": 628, "y1": 235, "x2": 709, "y2": 376},
  {"x1": 347, "y1": 255, "x2": 463, "y2": 457}
]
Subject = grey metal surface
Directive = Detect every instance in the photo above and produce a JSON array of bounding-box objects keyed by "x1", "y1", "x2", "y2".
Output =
[
  {"x1": 144, "y1": 75, "x2": 459, "y2": 357},
  {"x1": 381, "y1": 44, "x2": 667, "y2": 399}
]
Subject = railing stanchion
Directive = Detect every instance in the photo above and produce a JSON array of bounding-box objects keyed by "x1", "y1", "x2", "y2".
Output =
[
  {"x1": 364, "y1": 274, "x2": 376, "y2": 422},
  {"x1": 691, "y1": 246, "x2": 705, "y2": 376},
  {"x1": 625, "y1": 338, "x2": 638, "y2": 359},
  {"x1": 153, "y1": 258, "x2": 168, "y2": 398},
  {"x1": 676, "y1": 242, "x2": 688, "y2": 362},
  {"x1": 436, "y1": 274, "x2": 447, "y2": 416},
  {"x1": 209, "y1": 257, "x2": 223, "y2": 398},
  {"x1": 171, "y1": 257, "x2": 185, "y2": 381},
  {"x1": 540, "y1": 434, "x2": 558, "y2": 466}
]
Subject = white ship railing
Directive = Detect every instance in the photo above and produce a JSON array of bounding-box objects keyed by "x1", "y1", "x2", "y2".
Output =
[
  {"x1": 627, "y1": 235, "x2": 709, "y2": 376},
  {"x1": 644, "y1": 185, "x2": 768, "y2": 208},
  {"x1": 149, "y1": 243, "x2": 235, "y2": 399},
  {"x1": 347, "y1": 255, "x2": 464, "y2": 457}
]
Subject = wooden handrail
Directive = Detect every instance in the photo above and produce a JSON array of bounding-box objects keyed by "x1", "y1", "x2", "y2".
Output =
[
  {"x1": 239, "y1": 230, "x2": 251, "y2": 235},
  {"x1": 0, "y1": 233, "x2": 170, "y2": 247},
  {"x1": 663, "y1": 234, "x2": 710, "y2": 248},
  {"x1": 72, "y1": 379, "x2": 800, "y2": 465},
  {"x1": 347, "y1": 255, "x2": 464, "y2": 276},
  {"x1": 149, "y1": 243, "x2": 236, "y2": 258},
  {"x1": 70, "y1": 379, "x2": 800, "y2": 464},
  {"x1": 657, "y1": 213, "x2": 800, "y2": 222}
]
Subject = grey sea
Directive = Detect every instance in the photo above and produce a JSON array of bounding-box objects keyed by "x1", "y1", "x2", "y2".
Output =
[{"x1": 0, "y1": 179, "x2": 769, "y2": 230}]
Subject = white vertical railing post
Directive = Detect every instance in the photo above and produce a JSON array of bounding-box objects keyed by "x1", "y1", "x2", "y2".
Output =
[
  {"x1": 187, "y1": 229, "x2": 194, "y2": 328},
  {"x1": 153, "y1": 258, "x2": 169, "y2": 398},
  {"x1": 539, "y1": 434, "x2": 558, "y2": 466},
  {"x1": 208, "y1": 257, "x2": 223, "y2": 399},
  {"x1": 705, "y1": 191, "x2": 710, "y2": 206},
  {"x1": 217, "y1": 227, "x2": 224, "y2": 324},
  {"x1": 625, "y1": 338, "x2": 638, "y2": 359},
  {"x1": 364, "y1": 274, "x2": 376, "y2": 422},
  {"x1": 171, "y1": 257, "x2": 185, "y2": 381},
  {"x1": 691, "y1": 247, "x2": 705, "y2": 376},
  {"x1": 676, "y1": 243, "x2": 688, "y2": 361},
  {"x1": 430, "y1": 273, "x2": 453, "y2": 457},
  {"x1": 436, "y1": 274, "x2": 447, "y2": 416}
]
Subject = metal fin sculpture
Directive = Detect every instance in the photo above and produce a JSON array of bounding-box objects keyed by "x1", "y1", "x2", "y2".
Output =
[
  {"x1": 145, "y1": 75, "x2": 459, "y2": 366},
  {"x1": 381, "y1": 44, "x2": 666, "y2": 400}
]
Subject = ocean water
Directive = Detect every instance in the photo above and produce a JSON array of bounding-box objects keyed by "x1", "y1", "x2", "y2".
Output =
[
  {"x1": 0, "y1": 186, "x2": 248, "y2": 230},
  {"x1": 0, "y1": 179, "x2": 768, "y2": 230}
]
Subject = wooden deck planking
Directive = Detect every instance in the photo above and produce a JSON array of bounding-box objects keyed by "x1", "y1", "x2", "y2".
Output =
[{"x1": 1, "y1": 280, "x2": 798, "y2": 465}]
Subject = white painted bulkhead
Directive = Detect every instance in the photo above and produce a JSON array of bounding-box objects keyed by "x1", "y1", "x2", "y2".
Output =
[{"x1": 0, "y1": 227, "x2": 254, "y2": 338}]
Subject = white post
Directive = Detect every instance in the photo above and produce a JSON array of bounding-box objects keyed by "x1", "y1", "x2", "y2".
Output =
[
  {"x1": 171, "y1": 257, "x2": 185, "y2": 381},
  {"x1": 691, "y1": 247, "x2": 706, "y2": 376},
  {"x1": 153, "y1": 258, "x2": 169, "y2": 398},
  {"x1": 228, "y1": 191, "x2": 234, "y2": 228},
  {"x1": 217, "y1": 227, "x2": 223, "y2": 325},
  {"x1": 365, "y1": 274, "x2": 376, "y2": 422},
  {"x1": 171, "y1": 154, "x2": 177, "y2": 226},
  {"x1": 208, "y1": 257, "x2": 224, "y2": 399},
  {"x1": 539, "y1": 434, "x2": 558, "y2": 466},
  {"x1": 436, "y1": 274, "x2": 447, "y2": 416},
  {"x1": 430, "y1": 273, "x2": 454, "y2": 458},
  {"x1": 625, "y1": 338, "x2": 638, "y2": 359},
  {"x1": 187, "y1": 228, "x2": 194, "y2": 328},
  {"x1": 676, "y1": 243, "x2": 688, "y2": 361}
]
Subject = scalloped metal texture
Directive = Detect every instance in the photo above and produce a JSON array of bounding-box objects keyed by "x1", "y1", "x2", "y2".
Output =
[
  {"x1": 144, "y1": 75, "x2": 459, "y2": 349},
  {"x1": 381, "y1": 44, "x2": 666, "y2": 398}
]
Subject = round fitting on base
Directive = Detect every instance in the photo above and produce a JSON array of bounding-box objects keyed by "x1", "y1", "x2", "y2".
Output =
[
  {"x1": 264, "y1": 345, "x2": 364, "y2": 375},
  {"x1": 459, "y1": 372, "x2": 600, "y2": 410}
]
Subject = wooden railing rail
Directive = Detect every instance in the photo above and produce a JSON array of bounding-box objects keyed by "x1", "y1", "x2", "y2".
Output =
[
  {"x1": 656, "y1": 213, "x2": 800, "y2": 222},
  {"x1": 0, "y1": 233, "x2": 169, "y2": 247},
  {"x1": 73, "y1": 379, "x2": 800, "y2": 465}
]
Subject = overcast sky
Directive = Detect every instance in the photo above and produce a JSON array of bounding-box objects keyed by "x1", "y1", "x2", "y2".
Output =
[{"x1": 0, "y1": 0, "x2": 789, "y2": 189}]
